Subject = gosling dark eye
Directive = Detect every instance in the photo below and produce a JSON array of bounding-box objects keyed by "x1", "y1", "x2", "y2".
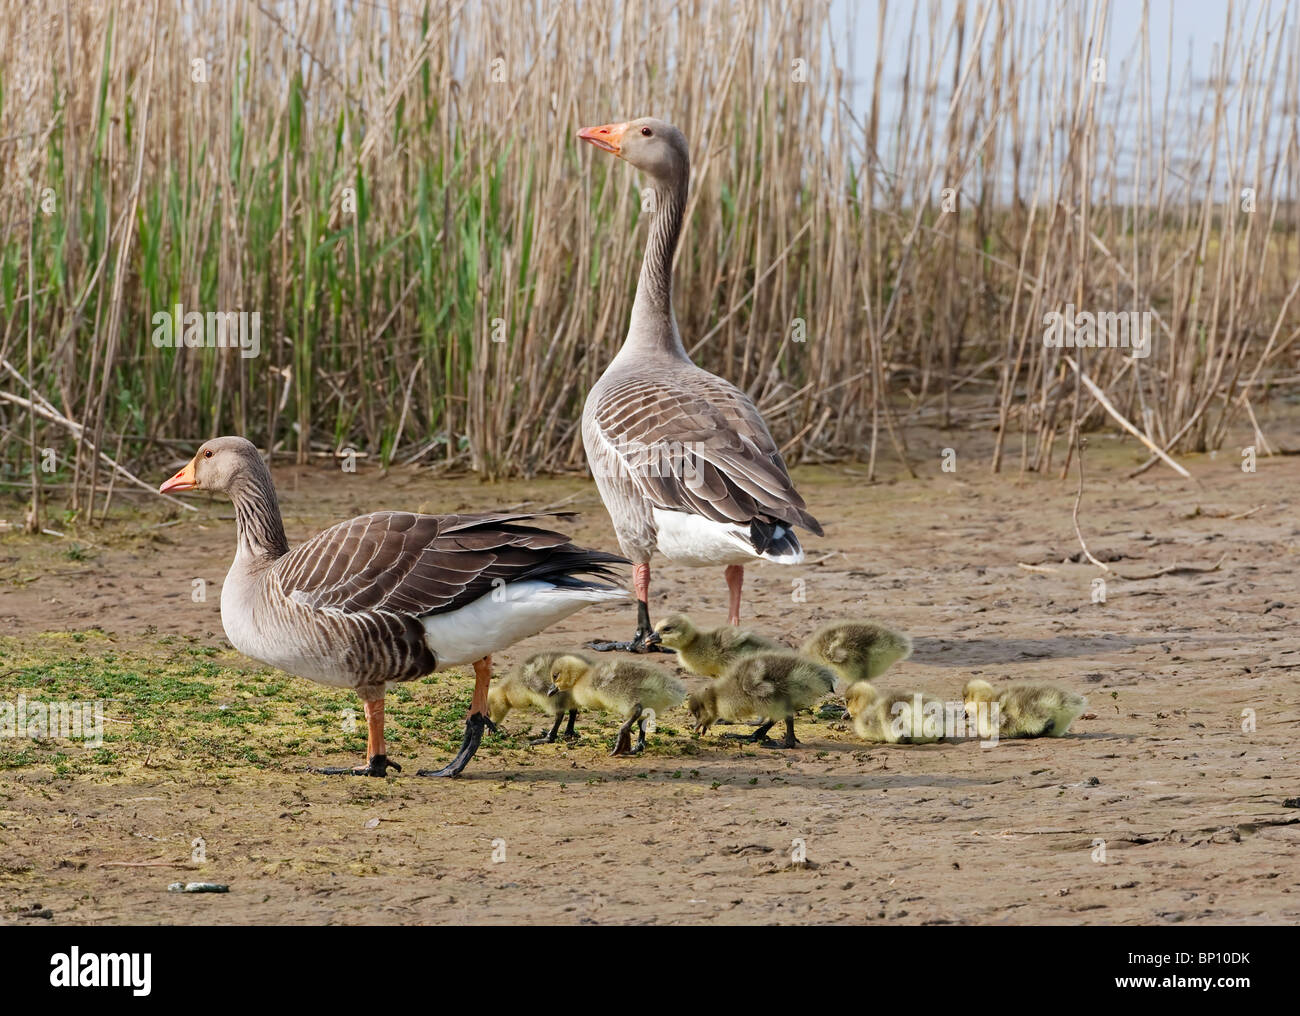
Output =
[{"x1": 641, "y1": 127, "x2": 652, "y2": 137}]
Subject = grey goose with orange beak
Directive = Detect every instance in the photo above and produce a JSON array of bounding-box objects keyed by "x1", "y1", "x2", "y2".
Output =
[
  {"x1": 576, "y1": 117, "x2": 822, "y2": 652},
  {"x1": 160, "y1": 436, "x2": 626, "y2": 777}
]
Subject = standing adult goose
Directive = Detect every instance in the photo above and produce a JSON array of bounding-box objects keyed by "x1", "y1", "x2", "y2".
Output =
[
  {"x1": 159, "y1": 437, "x2": 626, "y2": 777},
  {"x1": 577, "y1": 117, "x2": 822, "y2": 651}
]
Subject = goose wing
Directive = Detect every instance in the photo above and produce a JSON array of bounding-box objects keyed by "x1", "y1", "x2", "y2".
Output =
[
  {"x1": 590, "y1": 369, "x2": 823, "y2": 534},
  {"x1": 271, "y1": 511, "x2": 625, "y2": 618}
]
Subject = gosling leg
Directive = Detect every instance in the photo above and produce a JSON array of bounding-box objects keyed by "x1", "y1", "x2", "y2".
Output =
[
  {"x1": 531, "y1": 712, "x2": 565, "y2": 745},
  {"x1": 610, "y1": 704, "x2": 643, "y2": 757}
]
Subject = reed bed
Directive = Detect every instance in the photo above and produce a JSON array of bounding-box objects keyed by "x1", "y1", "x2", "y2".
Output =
[{"x1": 1, "y1": 0, "x2": 1297, "y2": 527}]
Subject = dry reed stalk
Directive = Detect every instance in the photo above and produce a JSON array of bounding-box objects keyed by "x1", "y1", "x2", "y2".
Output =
[{"x1": 0, "y1": 0, "x2": 1294, "y2": 526}]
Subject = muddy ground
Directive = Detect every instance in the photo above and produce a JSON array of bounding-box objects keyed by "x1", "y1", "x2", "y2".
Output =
[{"x1": 1, "y1": 414, "x2": 1298, "y2": 925}]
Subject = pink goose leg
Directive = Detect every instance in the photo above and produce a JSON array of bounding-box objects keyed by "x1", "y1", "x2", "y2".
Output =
[
  {"x1": 725, "y1": 564, "x2": 744, "y2": 626},
  {"x1": 313, "y1": 692, "x2": 402, "y2": 777}
]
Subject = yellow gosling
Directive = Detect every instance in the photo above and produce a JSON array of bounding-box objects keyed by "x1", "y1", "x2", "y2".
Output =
[
  {"x1": 962, "y1": 679, "x2": 1088, "y2": 738},
  {"x1": 843, "y1": 681, "x2": 945, "y2": 744},
  {"x1": 802, "y1": 620, "x2": 913, "y2": 692},
  {"x1": 488, "y1": 650, "x2": 592, "y2": 744},
  {"x1": 687, "y1": 651, "x2": 836, "y2": 749},
  {"x1": 648, "y1": 613, "x2": 783, "y2": 677},
  {"x1": 548, "y1": 655, "x2": 686, "y2": 756}
]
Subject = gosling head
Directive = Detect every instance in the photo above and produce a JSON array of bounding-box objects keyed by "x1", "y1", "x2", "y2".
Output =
[
  {"x1": 842, "y1": 681, "x2": 880, "y2": 721},
  {"x1": 576, "y1": 116, "x2": 689, "y2": 183},
  {"x1": 685, "y1": 686, "x2": 719, "y2": 736},
  {"x1": 159, "y1": 436, "x2": 269, "y2": 497},
  {"x1": 487, "y1": 685, "x2": 511, "y2": 725},
  {"x1": 962, "y1": 679, "x2": 997, "y2": 713},
  {"x1": 547, "y1": 655, "x2": 592, "y2": 697},
  {"x1": 648, "y1": 613, "x2": 698, "y2": 650}
]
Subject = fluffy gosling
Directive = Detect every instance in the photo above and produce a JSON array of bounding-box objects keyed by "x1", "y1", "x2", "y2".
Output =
[
  {"x1": 802, "y1": 621, "x2": 913, "y2": 692},
  {"x1": 843, "y1": 681, "x2": 944, "y2": 744},
  {"x1": 488, "y1": 650, "x2": 591, "y2": 744},
  {"x1": 547, "y1": 655, "x2": 686, "y2": 756},
  {"x1": 647, "y1": 613, "x2": 783, "y2": 678},
  {"x1": 962, "y1": 679, "x2": 1088, "y2": 738},
  {"x1": 687, "y1": 651, "x2": 836, "y2": 748}
]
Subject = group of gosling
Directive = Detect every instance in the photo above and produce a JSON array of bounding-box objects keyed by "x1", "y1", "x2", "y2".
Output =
[{"x1": 489, "y1": 617, "x2": 1088, "y2": 757}]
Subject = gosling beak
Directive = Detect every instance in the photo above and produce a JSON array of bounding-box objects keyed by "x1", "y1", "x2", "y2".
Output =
[
  {"x1": 159, "y1": 457, "x2": 199, "y2": 494},
  {"x1": 841, "y1": 709, "x2": 852, "y2": 721},
  {"x1": 645, "y1": 630, "x2": 662, "y2": 646},
  {"x1": 577, "y1": 121, "x2": 629, "y2": 156},
  {"x1": 546, "y1": 684, "x2": 560, "y2": 698}
]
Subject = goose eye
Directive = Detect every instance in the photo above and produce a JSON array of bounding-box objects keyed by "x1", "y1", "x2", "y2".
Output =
[
  {"x1": 641, "y1": 127, "x2": 652, "y2": 136},
  {"x1": 203, "y1": 450, "x2": 213, "y2": 458}
]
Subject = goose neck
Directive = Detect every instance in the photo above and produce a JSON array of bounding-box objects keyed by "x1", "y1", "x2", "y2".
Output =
[
  {"x1": 623, "y1": 171, "x2": 689, "y2": 360},
  {"x1": 229, "y1": 467, "x2": 290, "y2": 563}
]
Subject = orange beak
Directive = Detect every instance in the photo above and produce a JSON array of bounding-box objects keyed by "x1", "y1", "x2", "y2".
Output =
[
  {"x1": 159, "y1": 457, "x2": 199, "y2": 494},
  {"x1": 577, "y1": 121, "x2": 629, "y2": 156}
]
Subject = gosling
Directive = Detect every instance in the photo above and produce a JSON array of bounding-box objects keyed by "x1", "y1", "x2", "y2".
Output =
[
  {"x1": 843, "y1": 681, "x2": 944, "y2": 744},
  {"x1": 547, "y1": 655, "x2": 686, "y2": 756},
  {"x1": 802, "y1": 621, "x2": 913, "y2": 692},
  {"x1": 686, "y1": 651, "x2": 836, "y2": 749},
  {"x1": 488, "y1": 651, "x2": 590, "y2": 744},
  {"x1": 962, "y1": 679, "x2": 1088, "y2": 738},
  {"x1": 648, "y1": 614, "x2": 783, "y2": 678}
]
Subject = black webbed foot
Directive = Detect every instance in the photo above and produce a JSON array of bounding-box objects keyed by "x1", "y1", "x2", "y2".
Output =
[
  {"x1": 417, "y1": 714, "x2": 496, "y2": 778},
  {"x1": 312, "y1": 754, "x2": 402, "y2": 777},
  {"x1": 530, "y1": 713, "x2": 565, "y2": 745},
  {"x1": 585, "y1": 631, "x2": 672, "y2": 654},
  {"x1": 587, "y1": 600, "x2": 672, "y2": 653}
]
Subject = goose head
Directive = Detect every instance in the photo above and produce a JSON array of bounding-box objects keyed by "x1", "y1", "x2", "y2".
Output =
[
  {"x1": 159, "y1": 435, "x2": 265, "y2": 495},
  {"x1": 577, "y1": 116, "x2": 689, "y2": 182}
]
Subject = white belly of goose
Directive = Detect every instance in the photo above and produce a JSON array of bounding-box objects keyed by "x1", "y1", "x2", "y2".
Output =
[
  {"x1": 651, "y1": 508, "x2": 803, "y2": 567},
  {"x1": 222, "y1": 568, "x2": 624, "y2": 685},
  {"x1": 422, "y1": 580, "x2": 626, "y2": 668}
]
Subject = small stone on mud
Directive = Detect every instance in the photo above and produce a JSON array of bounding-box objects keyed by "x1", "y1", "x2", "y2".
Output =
[{"x1": 167, "y1": 882, "x2": 229, "y2": 893}]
